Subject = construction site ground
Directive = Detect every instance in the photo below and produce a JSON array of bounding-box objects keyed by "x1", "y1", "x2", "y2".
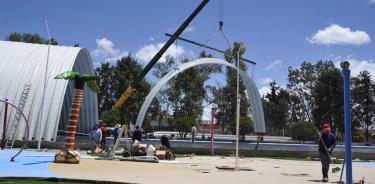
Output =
[
  {"x1": 1, "y1": 149, "x2": 374, "y2": 184},
  {"x1": 48, "y1": 155, "x2": 375, "y2": 184}
]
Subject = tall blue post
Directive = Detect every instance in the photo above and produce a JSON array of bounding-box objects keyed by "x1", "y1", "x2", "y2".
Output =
[{"x1": 341, "y1": 61, "x2": 352, "y2": 184}]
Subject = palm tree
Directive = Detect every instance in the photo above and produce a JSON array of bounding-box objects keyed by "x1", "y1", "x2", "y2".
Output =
[{"x1": 54, "y1": 71, "x2": 99, "y2": 164}]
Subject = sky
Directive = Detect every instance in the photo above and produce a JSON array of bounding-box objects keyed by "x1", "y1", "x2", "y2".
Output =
[{"x1": 1, "y1": 0, "x2": 375, "y2": 119}]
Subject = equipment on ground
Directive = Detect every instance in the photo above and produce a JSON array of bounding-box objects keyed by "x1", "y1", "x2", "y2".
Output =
[{"x1": 120, "y1": 156, "x2": 159, "y2": 163}]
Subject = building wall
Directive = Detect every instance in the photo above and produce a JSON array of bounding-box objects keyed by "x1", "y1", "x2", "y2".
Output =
[{"x1": 0, "y1": 41, "x2": 98, "y2": 142}]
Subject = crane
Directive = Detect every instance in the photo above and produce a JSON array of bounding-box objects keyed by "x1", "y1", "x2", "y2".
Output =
[{"x1": 112, "y1": 0, "x2": 210, "y2": 110}]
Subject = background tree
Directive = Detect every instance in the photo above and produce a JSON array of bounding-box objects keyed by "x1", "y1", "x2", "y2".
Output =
[
  {"x1": 172, "y1": 58, "x2": 206, "y2": 119},
  {"x1": 287, "y1": 61, "x2": 316, "y2": 122},
  {"x1": 290, "y1": 121, "x2": 317, "y2": 143},
  {"x1": 5, "y1": 32, "x2": 58, "y2": 45},
  {"x1": 152, "y1": 52, "x2": 220, "y2": 125},
  {"x1": 112, "y1": 55, "x2": 151, "y2": 126},
  {"x1": 96, "y1": 62, "x2": 115, "y2": 117},
  {"x1": 229, "y1": 116, "x2": 254, "y2": 141},
  {"x1": 152, "y1": 55, "x2": 176, "y2": 119},
  {"x1": 287, "y1": 61, "x2": 345, "y2": 137},
  {"x1": 312, "y1": 61, "x2": 343, "y2": 133},
  {"x1": 352, "y1": 70, "x2": 375, "y2": 143},
  {"x1": 264, "y1": 81, "x2": 290, "y2": 135},
  {"x1": 96, "y1": 55, "x2": 152, "y2": 127},
  {"x1": 175, "y1": 116, "x2": 196, "y2": 139},
  {"x1": 217, "y1": 42, "x2": 251, "y2": 134}
]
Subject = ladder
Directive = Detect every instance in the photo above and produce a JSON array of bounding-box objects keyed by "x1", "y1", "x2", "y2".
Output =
[{"x1": 5, "y1": 84, "x2": 32, "y2": 149}]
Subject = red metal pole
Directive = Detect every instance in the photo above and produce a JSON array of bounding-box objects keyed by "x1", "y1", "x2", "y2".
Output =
[
  {"x1": 2, "y1": 99, "x2": 8, "y2": 149},
  {"x1": 211, "y1": 109, "x2": 214, "y2": 156}
]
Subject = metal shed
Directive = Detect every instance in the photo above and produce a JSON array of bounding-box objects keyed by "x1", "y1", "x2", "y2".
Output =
[{"x1": 0, "y1": 40, "x2": 98, "y2": 142}]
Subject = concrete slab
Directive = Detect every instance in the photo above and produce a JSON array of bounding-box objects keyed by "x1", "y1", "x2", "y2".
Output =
[{"x1": 48, "y1": 156, "x2": 375, "y2": 184}]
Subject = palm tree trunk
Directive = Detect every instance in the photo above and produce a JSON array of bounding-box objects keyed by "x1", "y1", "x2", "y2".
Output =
[{"x1": 66, "y1": 79, "x2": 84, "y2": 151}]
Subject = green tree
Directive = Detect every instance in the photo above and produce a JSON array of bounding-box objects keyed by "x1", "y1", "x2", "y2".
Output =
[
  {"x1": 152, "y1": 55, "x2": 177, "y2": 114},
  {"x1": 5, "y1": 32, "x2": 58, "y2": 45},
  {"x1": 96, "y1": 62, "x2": 115, "y2": 117},
  {"x1": 175, "y1": 116, "x2": 196, "y2": 139},
  {"x1": 312, "y1": 62, "x2": 343, "y2": 133},
  {"x1": 152, "y1": 52, "x2": 222, "y2": 129},
  {"x1": 264, "y1": 81, "x2": 290, "y2": 135},
  {"x1": 172, "y1": 59, "x2": 206, "y2": 119},
  {"x1": 290, "y1": 122, "x2": 317, "y2": 143},
  {"x1": 287, "y1": 61, "x2": 316, "y2": 122},
  {"x1": 229, "y1": 116, "x2": 254, "y2": 141},
  {"x1": 102, "y1": 109, "x2": 121, "y2": 127},
  {"x1": 352, "y1": 70, "x2": 375, "y2": 143},
  {"x1": 112, "y1": 55, "x2": 151, "y2": 126},
  {"x1": 217, "y1": 42, "x2": 250, "y2": 133}
]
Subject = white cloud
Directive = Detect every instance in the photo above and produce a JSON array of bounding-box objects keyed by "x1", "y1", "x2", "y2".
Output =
[
  {"x1": 333, "y1": 57, "x2": 375, "y2": 81},
  {"x1": 201, "y1": 103, "x2": 219, "y2": 122},
  {"x1": 370, "y1": 0, "x2": 375, "y2": 3},
  {"x1": 135, "y1": 42, "x2": 192, "y2": 63},
  {"x1": 307, "y1": 24, "x2": 371, "y2": 46},
  {"x1": 91, "y1": 38, "x2": 128, "y2": 67},
  {"x1": 149, "y1": 37, "x2": 154, "y2": 41},
  {"x1": 185, "y1": 27, "x2": 195, "y2": 33},
  {"x1": 257, "y1": 77, "x2": 273, "y2": 86},
  {"x1": 265, "y1": 60, "x2": 282, "y2": 71},
  {"x1": 258, "y1": 86, "x2": 270, "y2": 98}
]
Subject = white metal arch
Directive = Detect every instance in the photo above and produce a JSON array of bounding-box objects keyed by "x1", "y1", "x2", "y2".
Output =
[{"x1": 136, "y1": 58, "x2": 266, "y2": 133}]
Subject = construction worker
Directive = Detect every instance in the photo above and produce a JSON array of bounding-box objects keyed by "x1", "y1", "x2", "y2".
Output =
[
  {"x1": 112, "y1": 124, "x2": 122, "y2": 144},
  {"x1": 319, "y1": 122, "x2": 336, "y2": 182},
  {"x1": 132, "y1": 126, "x2": 142, "y2": 143},
  {"x1": 100, "y1": 123, "x2": 108, "y2": 150},
  {"x1": 191, "y1": 125, "x2": 197, "y2": 144}
]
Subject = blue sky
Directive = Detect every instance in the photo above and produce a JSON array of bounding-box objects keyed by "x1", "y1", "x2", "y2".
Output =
[{"x1": 1, "y1": 0, "x2": 375, "y2": 99}]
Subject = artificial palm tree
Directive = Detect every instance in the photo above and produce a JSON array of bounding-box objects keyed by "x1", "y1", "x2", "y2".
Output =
[{"x1": 54, "y1": 71, "x2": 99, "y2": 164}]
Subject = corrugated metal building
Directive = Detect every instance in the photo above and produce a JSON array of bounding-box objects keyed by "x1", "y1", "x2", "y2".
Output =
[{"x1": 0, "y1": 40, "x2": 98, "y2": 142}]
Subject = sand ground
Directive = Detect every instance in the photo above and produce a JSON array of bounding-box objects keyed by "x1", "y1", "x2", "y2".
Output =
[{"x1": 49, "y1": 156, "x2": 375, "y2": 184}]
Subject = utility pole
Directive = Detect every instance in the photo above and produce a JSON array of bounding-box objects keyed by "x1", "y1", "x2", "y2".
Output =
[
  {"x1": 235, "y1": 44, "x2": 242, "y2": 170},
  {"x1": 341, "y1": 61, "x2": 352, "y2": 184},
  {"x1": 211, "y1": 103, "x2": 218, "y2": 156}
]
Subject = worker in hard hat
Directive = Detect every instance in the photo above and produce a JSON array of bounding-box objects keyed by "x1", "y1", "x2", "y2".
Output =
[{"x1": 319, "y1": 122, "x2": 336, "y2": 182}]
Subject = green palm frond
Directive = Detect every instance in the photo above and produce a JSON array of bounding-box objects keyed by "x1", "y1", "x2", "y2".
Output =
[
  {"x1": 81, "y1": 74, "x2": 99, "y2": 93},
  {"x1": 55, "y1": 71, "x2": 99, "y2": 93},
  {"x1": 86, "y1": 80, "x2": 99, "y2": 93},
  {"x1": 54, "y1": 71, "x2": 80, "y2": 80},
  {"x1": 81, "y1": 74, "x2": 100, "y2": 81}
]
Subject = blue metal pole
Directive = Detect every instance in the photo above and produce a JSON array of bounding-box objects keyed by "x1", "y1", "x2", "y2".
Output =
[{"x1": 341, "y1": 61, "x2": 352, "y2": 184}]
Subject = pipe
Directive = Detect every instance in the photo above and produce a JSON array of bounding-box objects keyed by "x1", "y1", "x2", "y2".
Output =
[
  {"x1": 0, "y1": 99, "x2": 30, "y2": 161},
  {"x1": 341, "y1": 61, "x2": 352, "y2": 184},
  {"x1": 165, "y1": 33, "x2": 256, "y2": 65},
  {"x1": 1, "y1": 99, "x2": 8, "y2": 149}
]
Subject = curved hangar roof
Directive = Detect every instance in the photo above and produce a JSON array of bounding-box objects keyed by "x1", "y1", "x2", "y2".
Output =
[{"x1": 0, "y1": 40, "x2": 98, "y2": 142}]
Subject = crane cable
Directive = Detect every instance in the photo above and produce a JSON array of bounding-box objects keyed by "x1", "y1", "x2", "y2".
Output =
[{"x1": 205, "y1": 0, "x2": 232, "y2": 50}]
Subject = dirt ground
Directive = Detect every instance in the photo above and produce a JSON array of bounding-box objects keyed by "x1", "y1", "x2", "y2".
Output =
[{"x1": 49, "y1": 156, "x2": 375, "y2": 184}]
